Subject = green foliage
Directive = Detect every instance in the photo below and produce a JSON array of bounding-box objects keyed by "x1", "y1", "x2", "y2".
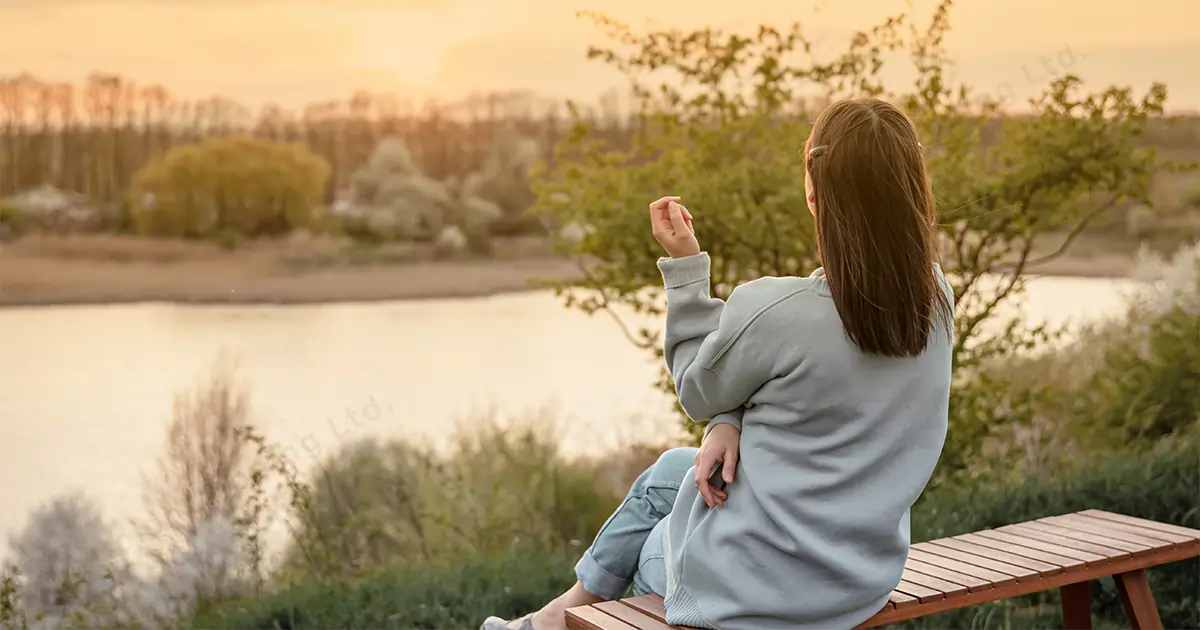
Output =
[
  {"x1": 530, "y1": 2, "x2": 1177, "y2": 476},
  {"x1": 188, "y1": 550, "x2": 576, "y2": 630},
  {"x1": 187, "y1": 433, "x2": 1200, "y2": 630},
  {"x1": 1084, "y1": 306, "x2": 1200, "y2": 443},
  {"x1": 244, "y1": 418, "x2": 622, "y2": 580},
  {"x1": 128, "y1": 135, "x2": 330, "y2": 239},
  {"x1": 0, "y1": 567, "x2": 29, "y2": 630},
  {"x1": 907, "y1": 435, "x2": 1200, "y2": 629}
]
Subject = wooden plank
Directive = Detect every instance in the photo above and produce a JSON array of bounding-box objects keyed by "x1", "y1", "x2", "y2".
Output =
[
  {"x1": 893, "y1": 578, "x2": 946, "y2": 603},
  {"x1": 972, "y1": 530, "x2": 1108, "y2": 564},
  {"x1": 957, "y1": 532, "x2": 1085, "y2": 568},
  {"x1": 901, "y1": 567, "x2": 969, "y2": 597},
  {"x1": 595, "y1": 601, "x2": 676, "y2": 630},
  {"x1": 621, "y1": 596, "x2": 669, "y2": 624},
  {"x1": 571, "y1": 605, "x2": 639, "y2": 630},
  {"x1": 911, "y1": 543, "x2": 1039, "y2": 580},
  {"x1": 908, "y1": 548, "x2": 1019, "y2": 586},
  {"x1": 1018, "y1": 520, "x2": 1154, "y2": 555},
  {"x1": 923, "y1": 537, "x2": 1065, "y2": 574},
  {"x1": 1048, "y1": 514, "x2": 1192, "y2": 546},
  {"x1": 999, "y1": 524, "x2": 1133, "y2": 559},
  {"x1": 1080, "y1": 510, "x2": 1200, "y2": 540},
  {"x1": 887, "y1": 590, "x2": 918, "y2": 610},
  {"x1": 906, "y1": 558, "x2": 993, "y2": 592},
  {"x1": 1039, "y1": 515, "x2": 1184, "y2": 549}
]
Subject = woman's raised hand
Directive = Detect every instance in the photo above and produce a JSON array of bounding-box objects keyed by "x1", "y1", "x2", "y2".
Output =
[{"x1": 649, "y1": 196, "x2": 700, "y2": 258}]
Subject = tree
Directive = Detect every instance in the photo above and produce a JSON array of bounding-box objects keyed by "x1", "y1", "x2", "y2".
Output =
[
  {"x1": 139, "y1": 356, "x2": 261, "y2": 571},
  {"x1": 530, "y1": 0, "x2": 1177, "y2": 487},
  {"x1": 5, "y1": 493, "x2": 131, "y2": 628}
]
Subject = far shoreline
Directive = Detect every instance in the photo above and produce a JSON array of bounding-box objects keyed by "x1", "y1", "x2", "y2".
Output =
[{"x1": 0, "y1": 246, "x2": 1137, "y2": 310}]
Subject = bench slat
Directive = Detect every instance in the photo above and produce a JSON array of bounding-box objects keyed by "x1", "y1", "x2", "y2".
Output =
[
  {"x1": 1046, "y1": 514, "x2": 1193, "y2": 546},
  {"x1": 901, "y1": 567, "x2": 967, "y2": 597},
  {"x1": 920, "y1": 537, "x2": 1065, "y2": 574},
  {"x1": 1038, "y1": 514, "x2": 1182, "y2": 548},
  {"x1": 887, "y1": 590, "x2": 917, "y2": 609},
  {"x1": 893, "y1": 578, "x2": 944, "y2": 602},
  {"x1": 957, "y1": 532, "x2": 1086, "y2": 568},
  {"x1": 572, "y1": 605, "x2": 640, "y2": 630},
  {"x1": 621, "y1": 596, "x2": 668, "y2": 623},
  {"x1": 997, "y1": 524, "x2": 1133, "y2": 559},
  {"x1": 907, "y1": 548, "x2": 1019, "y2": 586},
  {"x1": 910, "y1": 544, "x2": 1037, "y2": 580},
  {"x1": 1080, "y1": 509, "x2": 1200, "y2": 540},
  {"x1": 905, "y1": 558, "x2": 993, "y2": 592},
  {"x1": 595, "y1": 601, "x2": 675, "y2": 630},
  {"x1": 1017, "y1": 520, "x2": 1154, "y2": 555},
  {"x1": 971, "y1": 530, "x2": 1108, "y2": 565}
]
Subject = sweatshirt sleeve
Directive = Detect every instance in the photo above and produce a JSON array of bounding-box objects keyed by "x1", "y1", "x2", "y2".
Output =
[
  {"x1": 657, "y1": 253, "x2": 787, "y2": 422},
  {"x1": 705, "y1": 408, "x2": 744, "y2": 437}
]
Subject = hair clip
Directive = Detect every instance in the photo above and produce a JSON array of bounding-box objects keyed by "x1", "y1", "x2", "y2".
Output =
[{"x1": 808, "y1": 145, "x2": 828, "y2": 157}]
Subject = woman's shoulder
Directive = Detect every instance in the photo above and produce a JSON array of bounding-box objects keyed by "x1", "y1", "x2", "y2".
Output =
[{"x1": 727, "y1": 273, "x2": 829, "y2": 320}]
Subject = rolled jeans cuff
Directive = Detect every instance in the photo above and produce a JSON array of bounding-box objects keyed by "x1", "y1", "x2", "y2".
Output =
[{"x1": 575, "y1": 548, "x2": 632, "y2": 600}]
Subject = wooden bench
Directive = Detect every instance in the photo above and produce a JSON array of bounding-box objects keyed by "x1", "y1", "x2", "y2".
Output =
[{"x1": 566, "y1": 510, "x2": 1200, "y2": 630}]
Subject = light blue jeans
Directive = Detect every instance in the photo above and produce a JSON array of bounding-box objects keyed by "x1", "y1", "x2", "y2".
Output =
[{"x1": 574, "y1": 447, "x2": 697, "y2": 600}]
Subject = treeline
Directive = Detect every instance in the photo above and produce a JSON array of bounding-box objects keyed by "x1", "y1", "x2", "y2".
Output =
[
  {"x1": 0, "y1": 74, "x2": 635, "y2": 204},
  {"x1": 3, "y1": 73, "x2": 1200, "y2": 208}
]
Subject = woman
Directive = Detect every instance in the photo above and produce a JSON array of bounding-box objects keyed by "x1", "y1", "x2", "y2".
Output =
[{"x1": 483, "y1": 98, "x2": 954, "y2": 630}]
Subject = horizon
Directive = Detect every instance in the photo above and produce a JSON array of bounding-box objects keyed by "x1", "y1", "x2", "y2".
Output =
[{"x1": 1, "y1": 0, "x2": 1197, "y2": 112}]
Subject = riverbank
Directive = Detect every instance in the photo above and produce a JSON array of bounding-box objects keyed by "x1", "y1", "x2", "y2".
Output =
[{"x1": 0, "y1": 233, "x2": 1145, "y2": 307}]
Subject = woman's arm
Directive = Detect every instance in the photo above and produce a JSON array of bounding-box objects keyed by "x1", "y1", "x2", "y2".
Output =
[{"x1": 658, "y1": 253, "x2": 788, "y2": 421}]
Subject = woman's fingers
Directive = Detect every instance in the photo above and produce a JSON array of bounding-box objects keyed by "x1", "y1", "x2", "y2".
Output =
[
  {"x1": 649, "y1": 196, "x2": 682, "y2": 213},
  {"x1": 695, "y1": 468, "x2": 714, "y2": 508},
  {"x1": 666, "y1": 202, "x2": 689, "y2": 232},
  {"x1": 694, "y1": 451, "x2": 716, "y2": 508},
  {"x1": 723, "y1": 447, "x2": 738, "y2": 484}
]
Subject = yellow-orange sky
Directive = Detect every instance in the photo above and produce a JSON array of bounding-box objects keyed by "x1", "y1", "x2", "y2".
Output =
[{"x1": 1, "y1": 0, "x2": 1197, "y2": 110}]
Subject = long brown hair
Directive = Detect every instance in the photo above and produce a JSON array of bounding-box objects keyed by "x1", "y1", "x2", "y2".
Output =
[{"x1": 805, "y1": 98, "x2": 952, "y2": 358}]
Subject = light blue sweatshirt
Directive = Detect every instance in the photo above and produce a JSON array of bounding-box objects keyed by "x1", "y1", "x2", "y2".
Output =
[{"x1": 657, "y1": 253, "x2": 953, "y2": 630}]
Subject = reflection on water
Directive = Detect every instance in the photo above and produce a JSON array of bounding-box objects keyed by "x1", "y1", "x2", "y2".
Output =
[{"x1": 0, "y1": 276, "x2": 1135, "y2": 541}]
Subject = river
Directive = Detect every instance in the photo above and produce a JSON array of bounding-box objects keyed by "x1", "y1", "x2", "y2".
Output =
[{"x1": 0, "y1": 275, "x2": 1136, "y2": 544}]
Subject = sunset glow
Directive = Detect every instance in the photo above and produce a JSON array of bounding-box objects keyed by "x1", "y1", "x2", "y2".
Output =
[{"x1": 0, "y1": 0, "x2": 1196, "y2": 108}]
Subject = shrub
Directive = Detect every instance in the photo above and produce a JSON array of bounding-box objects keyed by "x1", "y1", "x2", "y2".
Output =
[
  {"x1": 128, "y1": 136, "x2": 330, "y2": 239},
  {"x1": 1065, "y1": 243, "x2": 1200, "y2": 449},
  {"x1": 279, "y1": 416, "x2": 623, "y2": 578},
  {"x1": 188, "y1": 549, "x2": 576, "y2": 630},
  {"x1": 3, "y1": 493, "x2": 134, "y2": 629},
  {"x1": 907, "y1": 435, "x2": 1200, "y2": 629}
]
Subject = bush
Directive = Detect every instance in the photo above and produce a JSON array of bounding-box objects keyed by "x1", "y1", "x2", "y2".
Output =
[
  {"x1": 128, "y1": 136, "x2": 330, "y2": 239},
  {"x1": 279, "y1": 417, "x2": 623, "y2": 578},
  {"x1": 188, "y1": 549, "x2": 576, "y2": 630},
  {"x1": 907, "y1": 435, "x2": 1200, "y2": 629},
  {"x1": 4, "y1": 493, "x2": 132, "y2": 629}
]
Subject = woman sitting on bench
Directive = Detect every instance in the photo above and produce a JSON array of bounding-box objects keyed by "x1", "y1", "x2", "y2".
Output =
[{"x1": 483, "y1": 97, "x2": 955, "y2": 630}]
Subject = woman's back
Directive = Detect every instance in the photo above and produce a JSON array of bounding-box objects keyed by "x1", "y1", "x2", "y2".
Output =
[{"x1": 658, "y1": 259, "x2": 953, "y2": 630}]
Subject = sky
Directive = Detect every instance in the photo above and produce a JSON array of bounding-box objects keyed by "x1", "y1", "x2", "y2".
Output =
[{"x1": 0, "y1": 0, "x2": 1196, "y2": 111}]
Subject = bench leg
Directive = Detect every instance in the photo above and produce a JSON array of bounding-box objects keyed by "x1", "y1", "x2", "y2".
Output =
[
  {"x1": 1060, "y1": 581, "x2": 1092, "y2": 629},
  {"x1": 1113, "y1": 569, "x2": 1163, "y2": 630}
]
